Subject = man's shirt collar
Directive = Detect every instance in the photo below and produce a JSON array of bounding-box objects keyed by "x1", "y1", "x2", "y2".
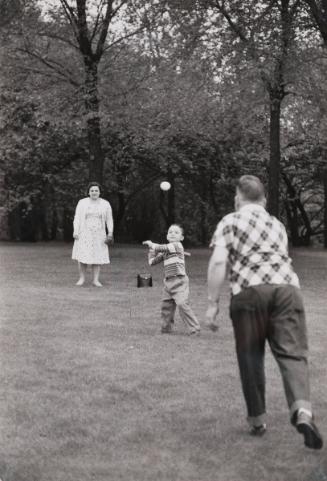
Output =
[{"x1": 239, "y1": 203, "x2": 266, "y2": 212}]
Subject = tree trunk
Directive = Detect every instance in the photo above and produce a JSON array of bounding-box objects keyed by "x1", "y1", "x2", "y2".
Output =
[
  {"x1": 167, "y1": 173, "x2": 175, "y2": 226},
  {"x1": 159, "y1": 174, "x2": 175, "y2": 228},
  {"x1": 115, "y1": 192, "x2": 126, "y2": 233},
  {"x1": 305, "y1": 0, "x2": 327, "y2": 45},
  {"x1": 282, "y1": 172, "x2": 313, "y2": 246},
  {"x1": 267, "y1": 93, "x2": 281, "y2": 218},
  {"x1": 84, "y1": 61, "x2": 104, "y2": 184},
  {"x1": 159, "y1": 190, "x2": 168, "y2": 226},
  {"x1": 323, "y1": 168, "x2": 327, "y2": 248},
  {"x1": 284, "y1": 199, "x2": 299, "y2": 246},
  {"x1": 282, "y1": 173, "x2": 299, "y2": 245},
  {"x1": 63, "y1": 208, "x2": 73, "y2": 242}
]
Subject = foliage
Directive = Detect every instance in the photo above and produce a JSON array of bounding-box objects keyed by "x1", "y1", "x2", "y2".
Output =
[
  {"x1": 0, "y1": 0, "x2": 326, "y2": 244},
  {"x1": 0, "y1": 89, "x2": 88, "y2": 240}
]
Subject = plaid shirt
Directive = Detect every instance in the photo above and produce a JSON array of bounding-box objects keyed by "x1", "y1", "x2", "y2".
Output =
[{"x1": 211, "y1": 204, "x2": 300, "y2": 295}]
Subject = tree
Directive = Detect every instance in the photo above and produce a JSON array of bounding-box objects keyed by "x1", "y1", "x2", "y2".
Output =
[
  {"x1": 304, "y1": 0, "x2": 327, "y2": 44},
  {"x1": 0, "y1": 0, "x2": 21, "y2": 28},
  {"x1": 14, "y1": 0, "x2": 151, "y2": 183},
  {"x1": 2, "y1": 0, "x2": 326, "y2": 244},
  {"x1": 302, "y1": 0, "x2": 327, "y2": 245},
  {"x1": 197, "y1": 0, "x2": 304, "y2": 217}
]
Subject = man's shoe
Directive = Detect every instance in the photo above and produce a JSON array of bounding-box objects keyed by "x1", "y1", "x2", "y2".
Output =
[
  {"x1": 249, "y1": 424, "x2": 267, "y2": 436},
  {"x1": 188, "y1": 330, "x2": 200, "y2": 336},
  {"x1": 296, "y1": 412, "x2": 323, "y2": 450}
]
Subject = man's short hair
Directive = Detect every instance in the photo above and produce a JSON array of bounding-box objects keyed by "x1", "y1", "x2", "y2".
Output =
[{"x1": 237, "y1": 175, "x2": 265, "y2": 202}]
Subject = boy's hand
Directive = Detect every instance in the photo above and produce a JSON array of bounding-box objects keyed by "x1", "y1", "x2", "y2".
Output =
[
  {"x1": 143, "y1": 240, "x2": 154, "y2": 249},
  {"x1": 205, "y1": 302, "x2": 220, "y2": 332}
]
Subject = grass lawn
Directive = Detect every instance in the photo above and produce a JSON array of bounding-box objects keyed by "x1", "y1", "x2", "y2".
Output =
[{"x1": 0, "y1": 242, "x2": 326, "y2": 481}]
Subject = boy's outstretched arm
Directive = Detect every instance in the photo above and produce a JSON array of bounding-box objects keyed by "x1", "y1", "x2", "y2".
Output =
[
  {"x1": 142, "y1": 241, "x2": 164, "y2": 265},
  {"x1": 143, "y1": 240, "x2": 154, "y2": 249},
  {"x1": 148, "y1": 249, "x2": 164, "y2": 266}
]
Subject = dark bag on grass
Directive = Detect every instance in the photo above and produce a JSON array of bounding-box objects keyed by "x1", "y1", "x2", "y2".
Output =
[{"x1": 137, "y1": 274, "x2": 153, "y2": 288}]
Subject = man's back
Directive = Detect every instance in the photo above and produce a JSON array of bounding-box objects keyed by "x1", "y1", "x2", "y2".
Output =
[{"x1": 211, "y1": 203, "x2": 300, "y2": 295}]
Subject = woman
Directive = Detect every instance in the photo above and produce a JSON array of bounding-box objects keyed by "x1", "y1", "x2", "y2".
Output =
[{"x1": 72, "y1": 182, "x2": 113, "y2": 287}]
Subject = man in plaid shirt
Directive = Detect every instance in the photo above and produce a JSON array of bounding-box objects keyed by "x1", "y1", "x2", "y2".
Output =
[{"x1": 206, "y1": 175, "x2": 323, "y2": 449}]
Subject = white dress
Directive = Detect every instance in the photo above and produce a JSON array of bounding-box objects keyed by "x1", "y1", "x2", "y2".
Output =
[{"x1": 72, "y1": 200, "x2": 110, "y2": 264}]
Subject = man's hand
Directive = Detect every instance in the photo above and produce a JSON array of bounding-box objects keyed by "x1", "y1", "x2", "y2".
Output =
[
  {"x1": 142, "y1": 240, "x2": 154, "y2": 249},
  {"x1": 205, "y1": 302, "x2": 220, "y2": 332},
  {"x1": 105, "y1": 234, "x2": 114, "y2": 245}
]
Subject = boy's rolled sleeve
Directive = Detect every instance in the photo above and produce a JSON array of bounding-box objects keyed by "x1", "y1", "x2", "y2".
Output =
[{"x1": 148, "y1": 249, "x2": 164, "y2": 266}]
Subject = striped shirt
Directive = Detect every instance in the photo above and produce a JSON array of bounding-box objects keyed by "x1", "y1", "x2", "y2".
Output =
[
  {"x1": 210, "y1": 204, "x2": 300, "y2": 295},
  {"x1": 148, "y1": 242, "x2": 186, "y2": 278}
]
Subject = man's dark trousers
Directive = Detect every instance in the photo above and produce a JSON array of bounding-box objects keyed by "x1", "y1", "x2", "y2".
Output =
[{"x1": 230, "y1": 284, "x2": 311, "y2": 424}]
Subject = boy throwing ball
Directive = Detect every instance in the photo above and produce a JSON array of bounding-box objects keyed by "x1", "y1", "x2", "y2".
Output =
[{"x1": 143, "y1": 224, "x2": 200, "y2": 335}]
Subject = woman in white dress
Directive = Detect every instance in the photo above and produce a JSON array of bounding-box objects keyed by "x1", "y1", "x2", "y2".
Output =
[{"x1": 72, "y1": 182, "x2": 114, "y2": 287}]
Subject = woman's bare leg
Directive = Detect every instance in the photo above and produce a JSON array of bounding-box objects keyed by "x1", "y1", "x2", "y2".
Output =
[
  {"x1": 76, "y1": 262, "x2": 87, "y2": 286},
  {"x1": 92, "y1": 265, "x2": 102, "y2": 287}
]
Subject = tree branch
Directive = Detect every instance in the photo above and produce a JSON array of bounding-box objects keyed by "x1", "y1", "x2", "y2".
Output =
[
  {"x1": 75, "y1": 0, "x2": 93, "y2": 57},
  {"x1": 90, "y1": 0, "x2": 105, "y2": 42},
  {"x1": 95, "y1": 0, "x2": 115, "y2": 60},
  {"x1": 59, "y1": 0, "x2": 79, "y2": 41},
  {"x1": 13, "y1": 64, "x2": 81, "y2": 87},
  {"x1": 103, "y1": 26, "x2": 145, "y2": 52},
  {"x1": 37, "y1": 31, "x2": 79, "y2": 51},
  {"x1": 305, "y1": 0, "x2": 327, "y2": 45},
  {"x1": 214, "y1": 0, "x2": 248, "y2": 42},
  {"x1": 16, "y1": 47, "x2": 81, "y2": 87},
  {"x1": 111, "y1": 0, "x2": 129, "y2": 19}
]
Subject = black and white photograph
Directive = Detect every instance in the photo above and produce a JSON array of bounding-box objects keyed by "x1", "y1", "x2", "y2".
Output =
[{"x1": 0, "y1": 1, "x2": 326, "y2": 480}]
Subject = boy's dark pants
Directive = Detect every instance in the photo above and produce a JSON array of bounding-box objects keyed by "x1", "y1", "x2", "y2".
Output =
[{"x1": 230, "y1": 284, "x2": 311, "y2": 426}]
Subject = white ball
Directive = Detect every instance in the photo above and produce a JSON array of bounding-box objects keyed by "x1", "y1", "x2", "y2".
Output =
[{"x1": 160, "y1": 181, "x2": 171, "y2": 191}]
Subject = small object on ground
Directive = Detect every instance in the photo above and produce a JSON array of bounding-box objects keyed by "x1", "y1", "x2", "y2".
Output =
[
  {"x1": 189, "y1": 330, "x2": 201, "y2": 336},
  {"x1": 161, "y1": 326, "x2": 172, "y2": 334},
  {"x1": 137, "y1": 274, "x2": 153, "y2": 288}
]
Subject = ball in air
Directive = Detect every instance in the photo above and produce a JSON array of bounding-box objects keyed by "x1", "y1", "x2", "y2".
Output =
[{"x1": 160, "y1": 181, "x2": 171, "y2": 191}]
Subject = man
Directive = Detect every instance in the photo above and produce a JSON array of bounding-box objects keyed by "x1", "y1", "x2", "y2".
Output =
[{"x1": 206, "y1": 175, "x2": 323, "y2": 449}]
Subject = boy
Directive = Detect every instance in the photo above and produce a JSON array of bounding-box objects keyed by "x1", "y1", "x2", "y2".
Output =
[{"x1": 143, "y1": 224, "x2": 200, "y2": 335}]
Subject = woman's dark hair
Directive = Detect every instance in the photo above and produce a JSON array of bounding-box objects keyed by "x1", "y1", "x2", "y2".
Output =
[{"x1": 87, "y1": 181, "x2": 101, "y2": 195}]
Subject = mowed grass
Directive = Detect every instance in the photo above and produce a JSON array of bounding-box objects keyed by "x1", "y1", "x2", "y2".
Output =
[{"x1": 0, "y1": 243, "x2": 326, "y2": 481}]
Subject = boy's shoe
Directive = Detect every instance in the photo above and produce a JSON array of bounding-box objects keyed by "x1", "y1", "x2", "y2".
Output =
[
  {"x1": 295, "y1": 411, "x2": 323, "y2": 450},
  {"x1": 249, "y1": 424, "x2": 267, "y2": 436},
  {"x1": 161, "y1": 326, "x2": 172, "y2": 334}
]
